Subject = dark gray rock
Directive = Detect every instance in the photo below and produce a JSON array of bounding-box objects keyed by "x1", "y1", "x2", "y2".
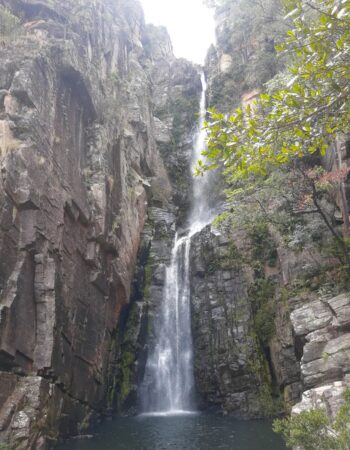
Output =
[{"x1": 189, "y1": 226, "x2": 271, "y2": 418}]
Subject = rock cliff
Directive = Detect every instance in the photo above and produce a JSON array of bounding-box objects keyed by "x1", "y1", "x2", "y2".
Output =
[
  {"x1": 1, "y1": 0, "x2": 350, "y2": 447},
  {"x1": 196, "y1": 0, "x2": 350, "y2": 422},
  {"x1": 0, "y1": 0, "x2": 200, "y2": 447},
  {"x1": 205, "y1": 0, "x2": 286, "y2": 112},
  {"x1": 190, "y1": 227, "x2": 273, "y2": 417}
]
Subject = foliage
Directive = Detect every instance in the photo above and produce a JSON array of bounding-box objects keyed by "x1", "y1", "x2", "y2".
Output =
[
  {"x1": 334, "y1": 389, "x2": 350, "y2": 449},
  {"x1": 250, "y1": 278, "x2": 276, "y2": 346},
  {"x1": 201, "y1": 0, "x2": 350, "y2": 264},
  {"x1": 200, "y1": 1, "x2": 350, "y2": 419},
  {"x1": 222, "y1": 158, "x2": 350, "y2": 268},
  {"x1": 273, "y1": 389, "x2": 350, "y2": 449},
  {"x1": 274, "y1": 408, "x2": 338, "y2": 450},
  {"x1": 246, "y1": 222, "x2": 278, "y2": 267},
  {"x1": 119, "y1": 351, "x2": 134, "y2": 402},
  {"x1": 254, "y1": 298, "x2": 276, "y2": 345},
  {"x1": 200, "y1": 0, "x2": 350, "y2": 177},
  {"x1": 257, "y1": 383, "x2": 285, "y2": 417},
  {"x1": 0, "y1": 6, "x2": 21, "y2": 41},
  {"x1": 238, "y1": 221, "x2": 278, "y2": 346}
]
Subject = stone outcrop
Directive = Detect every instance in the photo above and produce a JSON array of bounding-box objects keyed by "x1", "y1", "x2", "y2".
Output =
[
  {"x1": 188, "y1": 214, "x2": 350, "y2": 417},
  {"x1": 204, "y1": 0, "x2": 286, "y2": 112},
  {"x1": 143, "y1": 24, "x2": 201, "y2": 226},
  {"x1": 290, "y1": 293, "x2": 350, "y2": 416},
  {"x1": 199, "y1": 0, "x2": 350, "y2": 425},
  {"x1": 0, "y1": 0, "x2": 200, "y2": 447},
  {"x1": 188, "y1": 221, "x2": 350, "y2": 418}
]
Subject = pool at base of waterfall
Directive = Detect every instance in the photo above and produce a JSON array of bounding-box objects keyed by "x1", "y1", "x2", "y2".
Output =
[{"x1": 57, "y1": 414, "x2": 288, "y2": 450}]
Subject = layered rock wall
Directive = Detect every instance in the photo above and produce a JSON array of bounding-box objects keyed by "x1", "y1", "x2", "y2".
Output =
[
  {"x1": 196, "y1": 0, "x2": 350, "y2": 421},
  {"x1": 190, "y1": 227, "x2": 271, "y2": 417},
  {"x1": 189, "y1": 225, "x2": 350, "y2": 418},
  {"x1": 0, "y1": 0, "x2": 200, "y2": 447}
]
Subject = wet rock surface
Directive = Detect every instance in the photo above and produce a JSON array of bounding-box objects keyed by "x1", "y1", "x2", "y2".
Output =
[
  {"x1": 189, "y1": 226, "x2": 271, "y2": 418},
  {"x1": 188, "y1": 223, "x2": 350, "y2": 419},
  {"x1": 117, "y1": 22, "x2": 201, "y2": 419}
]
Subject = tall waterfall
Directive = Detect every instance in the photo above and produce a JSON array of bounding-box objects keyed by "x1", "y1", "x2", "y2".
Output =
[{"x1": 140, "y1": 73, "x2": 213, "y2": 414}]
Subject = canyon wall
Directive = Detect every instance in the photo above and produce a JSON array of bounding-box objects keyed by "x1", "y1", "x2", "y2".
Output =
[
  {"x1": 0, "y1": 0, "x2": 200, "y2": 448},
  {"x1": 1, "y1": 0, "x2": 350, "y2": 447},
  {"x1": 189, "y1": 0, "x2": 350, "y2": 419}
]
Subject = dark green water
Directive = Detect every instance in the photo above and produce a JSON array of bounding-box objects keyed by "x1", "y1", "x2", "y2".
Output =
[{"x1": 58, "y1": 414, "x2": 288, "y2": 450}]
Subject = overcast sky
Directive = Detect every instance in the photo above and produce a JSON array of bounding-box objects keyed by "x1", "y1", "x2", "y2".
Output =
[{"x1": 140, "y1": 0, "x2": 216, "y2": 64}]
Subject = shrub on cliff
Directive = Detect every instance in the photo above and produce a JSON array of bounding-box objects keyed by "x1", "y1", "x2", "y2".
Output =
[
  {"x1": 0, "y1": 6, "x2": 21, "y2": 42},
  {"x1": 273, "y1": 389, "x2": 350, "y2": 450}
]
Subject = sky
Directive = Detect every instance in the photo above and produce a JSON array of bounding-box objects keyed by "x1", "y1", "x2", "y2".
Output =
[{"x1": 140, "y1": 0, "x2": 216, "y2": 65}]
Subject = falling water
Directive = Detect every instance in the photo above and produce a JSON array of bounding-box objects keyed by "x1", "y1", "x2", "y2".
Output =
[
  {"x1": 140, "y1": 73, "x2": 214, "y2": 414},
  {"x1": 189, "y1": 73, "x2": 214, "y2": 233}
]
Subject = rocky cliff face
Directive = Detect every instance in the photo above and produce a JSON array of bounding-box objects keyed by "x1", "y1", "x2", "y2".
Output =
[
  {"x1": 1, "y1": 0, "x2": 349, "y2": 446},
  {"x1": 194, "y1": 0, "x2": 350, "y2": 420},
  {"x1": 205, "y1": 0, "x2": 286, "y2": 112},
  {"x1": 190, "y1": 227, "x2": 272, "y2": 417},
  {"x1": 0, "y1": 0, "x2": 200, "y2": 447},
  {"x1": 290, "y1": 292, "x2": 350, "y2": 416},
  {"x1": 115, "y1": 25, "x2": 201, "y2": 416},
  {"x1": 189, "y1": 219, "x2": 350, "y2": 418}
]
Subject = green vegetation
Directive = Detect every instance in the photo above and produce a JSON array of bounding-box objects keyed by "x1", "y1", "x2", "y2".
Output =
[
  {"x1": 201, "y1": 0, "x2": 350, "y2": 177},
  {"x1": 200, "y1": 0, "x2": 350, "y2": 270},
  {"x1": 143, "y1": 257, "x2": 153, "y2": 299},
  {"x1": 107, "y1": 334, "x2": 118, "y2": 409},
  {"x1": 274, "y1": 389, "x2": 350, "y2": 449},
  {"x1": 246, "y1": 222, "x2": 278, "y2": 268},
  {"x1": 246, "y1": 345, "x2": 284, "y2": 417},
  {"x1": 222, "y1": 240, "x2": 244, "y2": 269},
  {"x1": 243, "y1": 223, "x2": 278, "y2": 347},
  {"x1": 116, "y1": 302, "x2": 142, "y2": 410},
  {"x1": 253, "y1": 292, "x2": 276, "y2": 346},
  {"x1": 257, "y1": 383, "x2": 285, "y2": 417},
  {"x1": 201, "y1": 238, "x2": 244, "y2": 273},
  {"x1": 119, "y1": 351, "x2": 134, "y2": 403},
  {"x1": 0, "y1": 6, "x2": 21, "y2": 41}
]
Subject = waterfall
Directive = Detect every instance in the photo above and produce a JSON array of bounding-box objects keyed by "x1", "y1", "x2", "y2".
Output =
[
  {"x1": 189, "y1": 73, "x2": 213, "y2": 234},
  {"x1": 140, "y1": 73, "x2": 213, "y2": 414}
]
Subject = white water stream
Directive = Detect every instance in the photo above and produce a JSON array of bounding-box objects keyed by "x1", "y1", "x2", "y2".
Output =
[{"x1": 140, "y1": 74, "x2": 214, "y2": 414}]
